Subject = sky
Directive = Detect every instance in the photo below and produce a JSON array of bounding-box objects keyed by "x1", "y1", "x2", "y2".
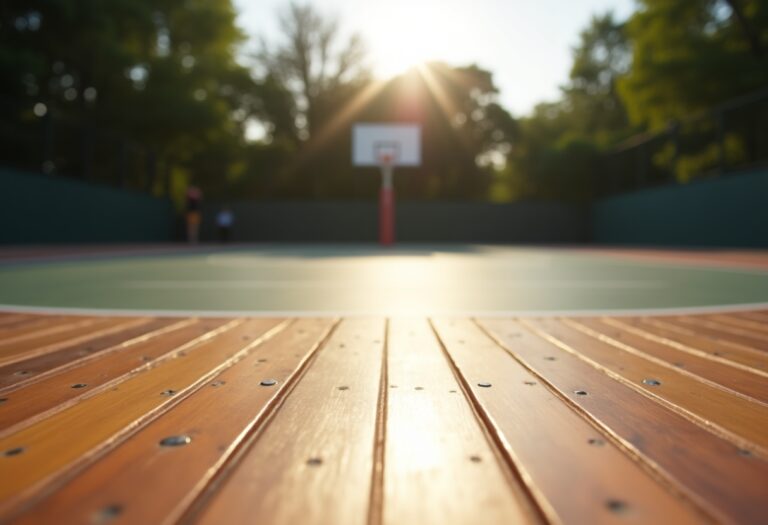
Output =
[{"x1": 234, "y1": 0, "x2": 635, "y2": 116}]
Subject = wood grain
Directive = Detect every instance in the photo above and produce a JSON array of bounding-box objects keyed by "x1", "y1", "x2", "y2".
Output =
[
  {"x1": 576, "y1": 317, "x2": 768, "y2": 404},
  {"x1": 382, "y1": 318, "x2": 540, "y2": 525},
  {"x1": 0, "y1": 317, "x2": 145, "y2": 367},
  {"x1": 10, "y1": 318, "x2": 336, "y2": 525},
  {"x1": 0, "y1": 318, "x2": 285, "y2": 514},
  {"x1": 735, "y1": 311, "x2": 768, "y2": 323},
  {"x1": 666, "y1": 316, "x2": 768, "y2": 352},
  {"x1": 0, "y1": 318, "x2": 181, "y2": 392},
  {"x1": 192, "y1": 318, "x2": 385, "y2": 525},
  {"x1": 433, "y1": 318, "x2": 710, "y2": 525},
  {"x1": 480, "y1": 318, "x2": 768, "y2": 525},
  {"x1": 619, "y1": 317, "x2": 768, "y2": 373},
  {"x1": 0, "y1": 318, "x2": 229, "y2": 436},
  {"x1": 0, "y1": 316, "x2": 76, "y2": 339},
  {"x1": 523, "y1": 318, "x2": 768, "y2": 452},
  {"x1": 707, "y1": 314, "x2": 768, "y2": 334}
]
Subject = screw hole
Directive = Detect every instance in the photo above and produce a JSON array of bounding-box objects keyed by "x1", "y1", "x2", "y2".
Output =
[
  {"x1": 449, "y1": 390, "x2": 457, "y2": 393},
  {"x1": 390, "y1": 385, "x2": 398, "y2": 388},
  {"x1": 211, "y1": 381, "x2": 226, "y2": 387},
  {"x1": 642, "y1": 378, "x2": 661, "y2": 386},
  {"x1": 161, "y1": 389, "x2": 177, "y2": 396},
  {"x1": 588, "y1": 438, "x2": 605, "y2": 446},
  {"x1": 738, "y1": 448, "x2": 752, "y2": 457},
  {"x1": 477, "y1": 382, "x2": 492, "y2": 388},
  {"x1": 337, "y1": 386, "x2": 349, "y2": 391},
  {"x1": 415, "y1": 386, "x2": 424, "y2": 390},
  {"x1": 159, "y1": 435, "x2": 191, "y2": 447},
  {"x1": 524, "y1": 381, "x2": 536, "y2": 386},
  {"x1": 3, "y1": 446, "x2": 24, "y2": 457},
  {"x1": 606, "y1": 499, "x2": 627, "y2": 513},
  {"x1": 71, "y1": 383, "x2": 88, "y2": 389},
  {"x1": 574, "y1": 390, "x2": 588, "y2": 396},
  {"x1": 469, "y1": 455, "x2": 482, "y2": 463},
  {"x1": 260, "y1": 379, "x2": 277, "y2": 387},
  {"x1": 14, "y1": 370, "x2": 30, "y2": 376},
  {"x1": 544, "y1": 356, "x2": 556, "y2": 361},
  {"x1": 94, "y1": 504, "x2": 123, "y2": 523},
  {"x1": 0, "y1": 398, "x2": 8, "y2": 404},
  {"x1": 306, "y1": 457, "x2": 323, "y2": 466}
]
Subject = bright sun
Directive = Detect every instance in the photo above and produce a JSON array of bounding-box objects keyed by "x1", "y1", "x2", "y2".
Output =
[{"x1": 368, "y1": 4, "x2": 461, "y2": 78}]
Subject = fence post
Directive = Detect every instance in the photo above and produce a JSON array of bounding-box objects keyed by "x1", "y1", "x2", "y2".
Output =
[
  {"x1": 716, "y1": 109, "x2": 726, "y2": 174},
  {"x1": 636, "y1": 141, "x2": 647, "y2": 188},
  {"x1": 82, "y1": 124, "x2": 94, "y2": 180},
  {"x1": 118, "y1": 141, "x2": 128, "y2": 188},
  {"x1": 163, "y1": 158, "x2": 172, "y2": 197},
  {"x1": 669, "y1": 121, "x2": 680, "y2": 183},
  {"x1": 41, "y1": 112, "x2": 55, "y2": 174},
  {"x1": 145, "y1": 150, "x2": 157, "y2": 194}
]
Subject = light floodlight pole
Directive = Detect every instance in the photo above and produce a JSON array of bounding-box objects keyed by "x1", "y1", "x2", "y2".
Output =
[{"x1": 379, "y1": 161, "x2": 395, "y2": 246}]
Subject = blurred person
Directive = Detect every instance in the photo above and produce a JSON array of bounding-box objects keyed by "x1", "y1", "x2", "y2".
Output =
[
  {"x1": 185, "y1": 186, "x2": 203, "y2": 243},
  {"x1": 216, "y1": 206, "x2": 235, "y2": 243}
]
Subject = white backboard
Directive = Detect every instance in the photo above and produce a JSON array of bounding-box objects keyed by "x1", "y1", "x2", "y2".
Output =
[{"x1": 352, "y1": 123, "x2": 421, "y2": 167}]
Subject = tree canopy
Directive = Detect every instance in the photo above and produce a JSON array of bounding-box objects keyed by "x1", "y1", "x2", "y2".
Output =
[{"x1": 2, "y1": 0, "x2": 767, "y2": 203}]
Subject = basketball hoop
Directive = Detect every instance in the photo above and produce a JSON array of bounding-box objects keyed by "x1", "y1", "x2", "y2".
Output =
[
  {"x1": 352, "y1": 123, "x2": 422, "y2": 246},
  {"x1": 375, "y1": 143, "x2": 399, "y2": 169},
  {"x1": 378, "y1": 152, "x2": 394, "y2": 167}
]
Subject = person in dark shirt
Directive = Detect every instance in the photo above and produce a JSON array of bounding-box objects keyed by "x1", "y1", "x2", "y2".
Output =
[{"x1": 185, "y1": 186, "x2": 202, "y2": 243}]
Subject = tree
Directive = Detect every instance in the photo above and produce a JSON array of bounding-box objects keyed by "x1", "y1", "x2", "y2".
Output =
[
  {"x1": 618, "y1": 0, "x2": 768, "y2": 129},
  {"x1": 503, "y1": 12, "x2": 632, "y2": 200},
  {"x1": 0, "y1": 0, "x2": 256, "y2": 198},
  {"x1": 255, "y1": 2, "x2": 369, "y2": 141}
]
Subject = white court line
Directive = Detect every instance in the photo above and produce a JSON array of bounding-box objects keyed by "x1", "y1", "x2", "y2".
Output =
[
  {"x1": 123, "y1": 280, "x2": 667, "y2": 290},
  {"x1": 1, "y1": 302, "x2": 767, "y2": 318}
]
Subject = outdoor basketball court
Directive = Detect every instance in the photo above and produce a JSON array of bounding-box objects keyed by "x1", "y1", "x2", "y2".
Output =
[{"x1": 1, "y1": 245, "x2": 768, "y2": 315}]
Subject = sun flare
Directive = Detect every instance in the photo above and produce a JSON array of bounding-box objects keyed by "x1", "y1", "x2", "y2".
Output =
[{"x1": 369, "y1": 4, "x2": 462, "y2": 77}]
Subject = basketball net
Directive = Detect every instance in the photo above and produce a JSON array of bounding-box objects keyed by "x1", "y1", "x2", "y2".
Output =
[{"x1": 378, "y1": 152, "x2": 394, "y2": 168}]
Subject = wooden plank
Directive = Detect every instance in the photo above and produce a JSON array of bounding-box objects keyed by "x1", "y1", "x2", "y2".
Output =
[
  {"x1": 381, "y1": 318, "x2": 539, "y2": 525},
  {"x1": 191, "y1": 318, "x2": 385, "y2": 525},
  {"x1": 735, "y1": 311, "x2": 768, "y2": 324},
  {"x1": 0, "y1": 318, "x2": 182, "y2": 392},
  {"x1": 0, "y1": 314, "x2": 37, "y2": 329},
  {"x1": 0, "y1": 318, "x2": 231, "y2": 436},
  {"x1": 576, "y1": 318, "x2": 768, "y2": 404},
  {"x1": 666, "y1": 316, "x2": 768, "y2": 352},
  {"x1": 0, "y1": 317, "x2": 146, "y2": 367},
  {"x1": 707, "y1": 314, "x2": 768, "y2": 334},
  {"x1": 0, "y1": 318, "x2": 285, "y2": 514},
  {"x1": 524, "y1": 318, "x2": 768, "y2": 453},
  {"x1": 620, "y1": 317, "x2": 768, "y2": 374},
  {"x1": 433, "y1": 318, "x2": 710, "y2": 524},
  {"x1": 480, "y1": 318, "x2": 768, "y2": 525},
  {"x1": 9, "y1": 318, "x2": 337, "y2": 525},
  {"x1": 0, "y1": 316, "x2": 85, "y2": 342}
]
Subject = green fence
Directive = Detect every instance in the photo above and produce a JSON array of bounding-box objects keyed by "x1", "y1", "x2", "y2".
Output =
[
  {"x1": 593, "y1": 168, "x2": 768, "y2": 247},
  {"x1": 0, "y1": 168, "x2": 174, "y2": 244}
]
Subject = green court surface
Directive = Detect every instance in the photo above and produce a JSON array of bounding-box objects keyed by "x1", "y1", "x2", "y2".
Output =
[{"x1": 1, "y1": 245, "x2": 767, "y2": 315}]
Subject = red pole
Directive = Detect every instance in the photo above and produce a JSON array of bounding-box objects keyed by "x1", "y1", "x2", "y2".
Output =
[
  {"x1": 379, "y1": 185, "x2": 395, "y2": 245},
  {"x1": 379, "y1": 163, "x2": 395, "y2": 246}
]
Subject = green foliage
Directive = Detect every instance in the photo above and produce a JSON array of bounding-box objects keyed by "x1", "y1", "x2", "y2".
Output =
[
  {"x1": 502, "y1": 12, "x2": 631, "y2": 201},
  {"x1": 1, "y1": 0, "x2": 255, "y2": 201},
  {"x1": 619, "y1": 0, "x2": 768, "y2": 130},
  {"x1": 4, "y1": 0, "x2": 767, "y2": 203}
]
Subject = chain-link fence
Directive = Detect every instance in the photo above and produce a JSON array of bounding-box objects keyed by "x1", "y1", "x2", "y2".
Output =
[
  {"x1": 0, "y1": 96, "x2": 172, "y2": 196},
  {"x1": 599, "y1": 87, "x2": 768, "y2": 196}
]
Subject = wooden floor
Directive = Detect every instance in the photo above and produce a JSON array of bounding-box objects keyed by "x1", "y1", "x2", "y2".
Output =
[{"x1": 0, "y1": 312, "x2": 767, "y2": 524}]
